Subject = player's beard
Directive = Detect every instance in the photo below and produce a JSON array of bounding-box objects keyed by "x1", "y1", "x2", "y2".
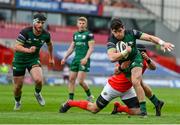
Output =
[{"x1": 33, "y1": 25, "x2": 43, "y2": 35}]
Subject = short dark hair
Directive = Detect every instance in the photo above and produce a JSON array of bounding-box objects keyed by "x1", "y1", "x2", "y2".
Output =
[
  {"x1": 137, "y1": 44, "x2": 146, "y2": 52},
  {"x1": 33, "y1": 13, "x2": 47, "y2": 21},
  {"x1": 110, "y1": 18, "x2": 124, "y2": 30}
]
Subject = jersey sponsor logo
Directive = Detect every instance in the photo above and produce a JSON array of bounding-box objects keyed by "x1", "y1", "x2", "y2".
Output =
[
  {"x1": 34, "y1": 38, "x2": 39, "y2": 41},
  {"x1": 78, "y1": 34, "x2": 81, "y2": 37},
  {"x1": 76, "y1": 42, "x2": 85, "y2": 46}
]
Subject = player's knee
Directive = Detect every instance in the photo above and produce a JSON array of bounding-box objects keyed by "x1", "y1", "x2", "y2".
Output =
[
  {"x1": 131, "y1": 77, "x2": 141, "y2": 86},
  {"x1": 14, "y1": 84, "x2": 22, "y2": 91},
  {"x1": 34, "y1": 78, "x2": 42, "y2": 84}
]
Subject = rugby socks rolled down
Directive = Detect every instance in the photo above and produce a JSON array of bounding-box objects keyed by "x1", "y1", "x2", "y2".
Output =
[{"x1": 68, "y1": 100, "x2": 89, "y2": 110}]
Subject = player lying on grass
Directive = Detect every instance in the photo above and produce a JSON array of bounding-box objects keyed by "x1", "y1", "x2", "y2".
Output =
[
  {"x1": 111, "y1": 44, "x2": 164, "y2": 116},
  {"x1": 59, "y1": 44, "x2": 163, "y2": 116}
]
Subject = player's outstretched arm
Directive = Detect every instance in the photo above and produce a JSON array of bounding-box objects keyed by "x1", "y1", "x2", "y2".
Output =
[
  {"x1": 14, "y1": 41, "x2": 36, "y2": 53},
  {"x1": 61, "y1": 41, "x2": 75, "y2": 65},
  {"x1": 140, "y1": 33, "x2": 174, "y2": 52}
]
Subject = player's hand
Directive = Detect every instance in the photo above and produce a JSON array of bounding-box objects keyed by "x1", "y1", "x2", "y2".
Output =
[
  {"x1": 80, "y1": 58, "x2": 88, "y2": 65},
  {"x1": 161, "y1": 42, "x2": 174, "y2": 52},
  {"x1": 126, "y1": 45, "x2": 132, "y2": 53},
  {"x1": 28, "y1": 46, "x2": 36, "y2": 53},
  {"x1": 61, "y1": 58, "x2": 66, "y2": 65},
  {"x1": 49, "y1": 57, "x2": 55, "y2": 67},
  {"x1": 114, "y1": 66, "x2": 121, "y2": 75},
  {"x1": 141, "y1": 52, "x2": 150, "y2": 61},
  {"x1": 121, "y1": 60, "x2": 131, "y2": 70}
]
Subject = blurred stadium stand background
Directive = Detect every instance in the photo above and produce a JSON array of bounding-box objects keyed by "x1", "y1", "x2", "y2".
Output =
[{"x1": 0, "y1": 0, "x2": 179, "y2": 87}]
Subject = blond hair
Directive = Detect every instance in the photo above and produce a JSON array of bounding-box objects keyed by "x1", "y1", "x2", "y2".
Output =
[{"x1": 77, "y1": 17, "x2": 88, "y2": 23}]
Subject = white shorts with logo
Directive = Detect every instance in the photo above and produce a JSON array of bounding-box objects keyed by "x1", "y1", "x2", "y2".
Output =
[{"x1": 100, "y1": 82, "x2": 137, "y2": 102}]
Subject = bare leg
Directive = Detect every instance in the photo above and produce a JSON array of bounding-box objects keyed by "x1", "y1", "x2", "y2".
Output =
[
  {"x1": 131, "y1": 67, "x2": 146, "y2": 115},
  {"x1": 30, "y1": 66, "x2": 45, "y2": 106},
  {"x1": 68, "y1": 71, "x2": 78, "y2": 100},
  {"x1": 78, "y1": 71, "x2": 93, "y2": 101},
  {"x1": 13, "y1": 76, "x2": 24, "y2": 110}
]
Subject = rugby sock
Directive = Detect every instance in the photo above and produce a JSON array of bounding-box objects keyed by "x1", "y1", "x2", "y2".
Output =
[
  {"x1": 35, "y1": 87, "x2": 41, "y2": 93},
  {"x1": 85, "y1": 89, "x2": 91, "y2": 96},
  {"x1": 149, "y1": 94, "x2": 159, "y2": 106},
  {"x1": 15, "y1": 95, "x2": 21, "y2": 102},
  {"x1": 140, "y1": 101, "x2": 147, "y2": 113},
  {"x1": 117, "y1": 105, "x2": 130, "y2": 114},
  {"x1": 68, "y1": 100, "x2": 88, "y2": 110},
  {"x1": 69, "y1": 93, "x2": 74, "y2": 100}
]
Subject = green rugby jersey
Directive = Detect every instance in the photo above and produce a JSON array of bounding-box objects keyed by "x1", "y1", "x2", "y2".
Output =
[
  {"x1": 13, "y1": 27, "x2": 51, "y2": 63},
  {"x1": 107, "y1": 29, "x2": 143, "y2": 62},
  {"x1": 73, "y1": 30, "x2": 94, "y2": 59}
]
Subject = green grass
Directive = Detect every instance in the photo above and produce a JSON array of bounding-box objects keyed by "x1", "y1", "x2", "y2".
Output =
[{"x1": 0, "y1": 84, "x2": 180, "y2": 124}]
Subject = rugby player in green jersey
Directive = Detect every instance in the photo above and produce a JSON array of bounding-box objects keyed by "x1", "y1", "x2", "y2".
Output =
[
  {"x1": 107, "y1": 18, "x2": 174, "y2": 116},
  {"x1": 12, "y1": 13, "x2": 54, "y2": 110},
  {"x1": 61, "y1": 17, "x2": 95, "y2": 102}
]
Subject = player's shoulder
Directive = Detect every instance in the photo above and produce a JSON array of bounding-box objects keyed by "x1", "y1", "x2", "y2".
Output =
[
  {"x1": 108, "y1": 34, "x2": 118, "y2": 43},
  {"x1": 124, "y1": 29, "x2": 135, "y2": 35},
  {"x1": 125, "y1": 29, "x2": 142, "y2": 36},
  {"x1": 42, "y1": 29, "x2": 50, "y2": 36},
  {"x1": 86, "y1": 30, "x2": 94, "y2": 38},
  {"x1": 20, "y1": 26, "x2": 32, "y2": 34}
]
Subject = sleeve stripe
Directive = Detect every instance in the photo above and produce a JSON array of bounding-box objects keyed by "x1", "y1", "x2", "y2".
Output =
[
  {"x1": 19, "y1": 33, "x2": 26, "y2": 40},
  {"x1": 88, "y1": 40, "x2": 95, "y2": 43},
  {"x1": 107, "y1": 42, "x2": 115, "y2": 46}
]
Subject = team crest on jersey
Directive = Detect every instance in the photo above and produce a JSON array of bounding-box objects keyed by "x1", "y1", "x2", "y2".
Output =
[{"x1": 82, "y1": 35, "x2": 86, "y2": 39}]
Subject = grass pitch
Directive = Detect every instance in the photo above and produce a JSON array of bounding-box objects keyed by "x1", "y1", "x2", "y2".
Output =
[{"x1": 0, "y1": 84, "x2": 180, "y2": 124}]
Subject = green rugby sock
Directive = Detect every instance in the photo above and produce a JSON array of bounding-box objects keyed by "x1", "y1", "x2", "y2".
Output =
[
  {"x1": 85, "y1": 89, "x2": 91, "y2": 97},
  {"x1": 15, "y1": 95, "x2": 21, "y2": 102},
  {"x1": 69, "y1": 93, "x2": 74, "y2": 100},
  {"x1": 35, "y1": 87, "x2": 41, "y2": 93},
  {"x1": 140, "y1": 101, "x2": 147, "y2": 113},
  {"x1": 149, "y1": 94, "x2": 159, "y2": 106}
]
